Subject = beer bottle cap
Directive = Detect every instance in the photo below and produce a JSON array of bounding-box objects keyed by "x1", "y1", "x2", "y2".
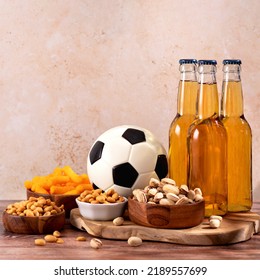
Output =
[
  {"x1": 198, "y1": 60, "x2": 217, "y2": 65},
  {"x1": 179, "y1": 59, "x2": 197, "y2": 65},
  {"x1": 223, "y1": 59, "x2": 242, "y2": 65}
]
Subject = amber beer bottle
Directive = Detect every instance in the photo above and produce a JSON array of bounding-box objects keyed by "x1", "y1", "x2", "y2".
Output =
[
  {"x1": 168, "y1": 59, "x2": 198, "y2": 186},
  {"x1": 220, "y1": 59, "x2": 252, "y2": 212},
  {"x1": 187, "y1": 60, "x2": 227, "y2": 217}
]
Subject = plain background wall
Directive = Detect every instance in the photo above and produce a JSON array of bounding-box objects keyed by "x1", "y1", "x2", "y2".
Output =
[{"x1": 0, "y1": 0, "x2": 259, "y2": 200}]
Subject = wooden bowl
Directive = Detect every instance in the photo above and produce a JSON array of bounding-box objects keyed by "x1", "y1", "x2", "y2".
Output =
[
  {"x1": 128, "y1": 197, "x2": 205, "y2": 229},
  {"x1": 27, "y1": 189, "x2": 78, "y2": 217},
  {"x1": 2, "y1": 210, "x2": 65, "y2": 234}
]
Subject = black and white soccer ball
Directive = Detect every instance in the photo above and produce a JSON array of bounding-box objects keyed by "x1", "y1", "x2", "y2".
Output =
[{"x1": 87, "y1": 125, "x2": 168, "y2": 197}]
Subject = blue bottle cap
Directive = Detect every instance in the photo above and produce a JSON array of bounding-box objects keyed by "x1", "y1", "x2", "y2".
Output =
[
  {"x1": 198, "y1": 60, "x2": 217, "y2": 65},
  {"x1": 179, "y1": 59, "x2": 197, "y2": 65},
  {"x1": 223, "y1": 59, "x2": 242, "y2": 65}
]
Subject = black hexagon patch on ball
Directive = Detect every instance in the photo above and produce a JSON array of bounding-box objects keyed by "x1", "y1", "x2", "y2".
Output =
[
  {"x1": 89, "y1": 141, "x2": 105, "y2": 164},
  {"x1": 122, "y1": 128, "x2": 146, "y2": 144},
  {"x1": 155, "y1": 154, "x2": 168, "y2": 179},
  {"x1": 112, "y1": 162, "x2": 139, "y2": 188}
]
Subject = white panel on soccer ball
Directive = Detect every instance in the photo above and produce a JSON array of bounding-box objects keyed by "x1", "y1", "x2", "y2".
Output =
[
  {"x1": 129, "y1": 142, "x2": 158, "y2": 173},
  {"x1": 101, "y1": 136, "x2": 132, "y2": 166},
  {"x1": 148, "y1": 140, "x2": 167, "y2": 155},
  {"x1": 87, "y1": 159, "x2": 113, "y2": 191},
  {"x1": 113, "y1": 184, "x2": 134, "y2": 198},
  {"x1": 131, "y1": 171, "x2": 159, "y2": 190}
]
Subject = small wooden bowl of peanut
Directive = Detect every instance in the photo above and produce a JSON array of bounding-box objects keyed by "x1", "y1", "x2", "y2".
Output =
[
  {"x1": 2, "y1": 196, "x2": 65, "y2": 234},
  {"x1": 128, "y1": 178, "x2": 205, "y2": 229},
  {"x1": 76, "y1": 188, "x2": 127, "y2": 221}
]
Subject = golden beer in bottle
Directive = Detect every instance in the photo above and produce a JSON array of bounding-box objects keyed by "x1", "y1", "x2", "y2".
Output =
[
  {"x1": 188, "y1": 60, "x2": 227, "y2": 217},
  {"x1": 169, "y1": 59, "x2": 198, "y2": 185},
  {"x1": 220, "y1": 59, "x2": 252, "y2": 212}
]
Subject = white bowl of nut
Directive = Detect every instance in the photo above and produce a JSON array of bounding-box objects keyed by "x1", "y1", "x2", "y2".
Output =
[
  {"x1": 75, "y1": 188, "x2": 128, "y2": 221},
  {"x1": 128, "y1": 178, "x2": 205, "y2": 229},
  {"x1": 2, "y1": 196, "x2": 65, "y2": 234}
]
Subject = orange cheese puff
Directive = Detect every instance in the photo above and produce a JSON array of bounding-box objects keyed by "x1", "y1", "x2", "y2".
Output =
[
  {"x1": 24, "y1": 180, "x2": 32, "y2": 190},
  {"x1": 65, "y1": 182, "x2": 78, "y2": 188},
  {"x1": 31, "y1": 183, "x2": 39, "y2": 192},
  {"x1": 52, "y1": 167, "x2": 64, "y2": 176},
  {"x1": 81, "y1": 174, "x2": 90, "y2": 184},
  {"x1": 34, "y1": 185, "x2": 49, "y2": 194},
  {"x1": 51, "y1": 176, "x2": 70, "y2": 185},
  {"x1": 41, "y1": 177, "x2": 53, "y2": 191},
  {"x1": 62, "y1": 166, "x2": 82, "y2": 183},
  {"x1": 75, "y1": 184, "x2": 93, "y2": 193},
  {"x1": 64, "y1": 189, "x2": 80, "y2": 195},
  {"x1": 50, "y1": 185, "x2": 76, "y2": 195}
]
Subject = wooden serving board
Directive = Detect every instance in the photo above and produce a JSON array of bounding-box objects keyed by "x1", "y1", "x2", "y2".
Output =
[{"x1": 70, "y1": 208, "x2": 260, "y2": 245}]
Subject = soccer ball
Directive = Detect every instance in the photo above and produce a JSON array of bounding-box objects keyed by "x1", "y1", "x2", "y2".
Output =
[{"x1": 87, "y1": 125, "x2": 168, "y2": 197}]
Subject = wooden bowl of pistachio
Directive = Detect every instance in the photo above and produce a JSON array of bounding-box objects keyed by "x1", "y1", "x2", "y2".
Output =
[{"x1": 128, "y1": 178, "x2": 205, "y2": 229}]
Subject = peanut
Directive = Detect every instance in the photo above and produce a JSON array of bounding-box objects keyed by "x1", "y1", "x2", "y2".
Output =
[
  {"x1": 56, "y1": 238, "x2": 64, "y2": 244},
  {"x1": 34, "y1": 239, "x2": 46, "y2": 246},
  {"x1": 53, "y1": 230, "x2": 61, "y2": 237},
  {"x1": 76, "y1": 236, "x2": 86, "y2": 241},
  {"x1": 44, "y1": 235, "x2": 57, "y2": 242},
  {"x1": 113, "y1": 217, "x2": 124, "y2": 226},
  {"x1": 128, "y1": 236, "x2": 142, "y2": 247}
]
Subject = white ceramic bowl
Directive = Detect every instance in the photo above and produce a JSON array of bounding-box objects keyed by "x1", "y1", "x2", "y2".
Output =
[{"x1": 76, "y1": 197, "x2": 128, "y2": 221}]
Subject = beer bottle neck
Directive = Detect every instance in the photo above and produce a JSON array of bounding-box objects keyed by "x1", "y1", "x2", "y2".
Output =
[
  {"x1": 177, "y1": 64, "x2": 197, "y2": 115},
  {"x1": 221, "y1": 64, "x2": 243, "y2": 117},
  {"x1": 197, "y1": 65, "x2": 219, "y2": 119}
]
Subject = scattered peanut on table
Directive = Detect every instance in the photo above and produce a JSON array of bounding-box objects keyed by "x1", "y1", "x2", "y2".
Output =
[
  {"x1": 128, "y1": 236, "x2": 142, "y2": 247},
  {"x1": 113, "y1": 217, "x2": 124, "y2": 226},
  {"x1": 76, "y1": 236, "x2": 87, "y2": 241},
  {"x1": 34, "y1": 231, "x2": 62, "y2": 246}
]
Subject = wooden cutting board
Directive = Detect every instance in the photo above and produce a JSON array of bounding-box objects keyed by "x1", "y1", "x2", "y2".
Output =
[{"x1": 70, "y1": 208, "x2": 260, "y2": 245}]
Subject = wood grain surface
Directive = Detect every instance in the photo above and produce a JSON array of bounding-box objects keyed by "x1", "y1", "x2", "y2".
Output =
[
  {"x1": 70, "y1": 208, "x2": 260, "y2": 245},
  {"x1": 0, "y1": 200, "x2": 260, "y2": 260}
]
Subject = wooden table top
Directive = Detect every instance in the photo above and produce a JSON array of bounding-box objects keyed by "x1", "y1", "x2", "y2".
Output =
[{"x1": 0, "y1": 200, "x2": 259, "y2": 260}]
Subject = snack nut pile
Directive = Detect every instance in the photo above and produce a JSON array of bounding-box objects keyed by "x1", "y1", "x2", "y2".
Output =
[
  {"x1": 5, "y1": 196, "x2": 64, "y2": 217},
  {"x1": 132, "y1": 177, "x2": 204, "y2": 205},
  {"x1": 77, "y1": 188, "x2": 125, "y2": 204}
]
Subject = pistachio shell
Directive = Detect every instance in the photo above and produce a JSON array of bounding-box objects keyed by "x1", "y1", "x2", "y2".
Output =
[
  {"x1": 166, "y1": 192, "x2": 179, "y2": 202},
  {"x1": 187, "y1": 189, "x2": 195, "y2": 200},
  {"x1": 162, "y1": 184, "x2": 179, "y2": 195},
  {"x1": 159, "y1": 198, "x2": 175, "y2": 205},
  {"x1": 161, "y1": 178, "x2": 176, "y2": 186},
  {"x1": 175, "y1": 196, "x2": 189, "y2": 205},
  {"x1": 180, "y1": 184, "x2": 189, "y2": 194}
]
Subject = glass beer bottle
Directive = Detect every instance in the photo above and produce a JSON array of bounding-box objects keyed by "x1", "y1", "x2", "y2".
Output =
[
  {"x1": 168, "y1": 59, "x2": 198, "y2": 185},
  {"x1": 187, "y1": 60, "x2": 227, "y2": 217},
  {"x1": 220, "y1": 59, "x2": 252, "y2": 212}
]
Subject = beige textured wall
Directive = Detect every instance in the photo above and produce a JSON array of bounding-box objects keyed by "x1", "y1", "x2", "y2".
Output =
[{"x1": 0, "y1": 0, "x2": 259, "y2": 200}]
